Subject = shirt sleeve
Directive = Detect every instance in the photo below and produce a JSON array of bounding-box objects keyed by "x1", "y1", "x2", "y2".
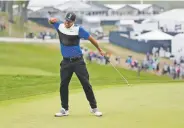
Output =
[
  {"x1": 78, "y1": 26, "x2": 90, "y2": 40},
  {"x1": 52, "y1": 21, "x2": 62, "y2": 30}
]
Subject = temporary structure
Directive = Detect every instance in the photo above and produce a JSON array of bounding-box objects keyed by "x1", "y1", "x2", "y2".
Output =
[
  {"x1": 135, "y1": 30, "x2": 173, "y2": 40},
  {"x1": 171, "y1": 33, "x2": 184, "y2": 57}
]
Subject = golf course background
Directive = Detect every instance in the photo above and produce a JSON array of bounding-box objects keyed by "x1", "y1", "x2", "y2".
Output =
[{"x1": 0, "y1": 42, "x2": 184, "y2": 128}]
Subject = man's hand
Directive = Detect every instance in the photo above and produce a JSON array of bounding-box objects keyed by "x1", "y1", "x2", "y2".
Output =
[
  {"x1": 48, "y1": 17, "x2": 58, "y2": 24},
  {"x1": 98, "y1": 48, "x2": 105, "y2": 56}
]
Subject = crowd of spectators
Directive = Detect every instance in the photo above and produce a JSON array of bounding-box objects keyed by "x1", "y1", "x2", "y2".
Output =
[
  {"x1": 125, "y1": 52, "x2": 184, "y2": 79},
  {"x1": 125, "y1": 53, "x2": 160, "y2": 72},
  {"x1": 162, "y1": 56, "x2": 184, "y2": 79},
  {"x1": 81, "y1": 47, "x2": 111, "y2": 65},
  {"x1": 25, "y1": 31, "x2": 57, "y2": 39},
  {"x1": 81, "y1": 46, "x2": 184, "y2": 80}
]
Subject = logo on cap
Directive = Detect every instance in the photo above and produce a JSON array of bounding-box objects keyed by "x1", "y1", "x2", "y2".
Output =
[{"x1": 68, "y1": 14, "x2": 72, "y2": 19}]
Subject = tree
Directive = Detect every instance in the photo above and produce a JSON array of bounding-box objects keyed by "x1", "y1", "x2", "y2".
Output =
[
  {"x1": 0, "y1": 1, "x2": 14, "y2": 22},
  {"x1": 0, "y1": 1, "x2": 6, "y2": 12},
  {"x1": 22, "y1": 0, "x2": 30, "y2": 23},
  {"x1": 16, "y1": 0, "x2": 30, "y2": 27},
  {"x1": 7, "y1": 1, "x2": 14, "y2": 23}
]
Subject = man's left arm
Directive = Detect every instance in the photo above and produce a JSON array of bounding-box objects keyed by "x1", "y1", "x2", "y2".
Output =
[
  {"x1": 78, "y1": 27, "x2": 104, "y2": 56},
  {"x1": 48, "y1": 18, "x2": 62, "y2": 30}
]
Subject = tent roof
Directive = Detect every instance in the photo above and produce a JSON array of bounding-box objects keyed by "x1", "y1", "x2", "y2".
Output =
[
  {"x1": 135, "y1": 30, "x2": 173, "y2": 40},
  {"x1": 151, "y1": 9, "x2": 184, "y2": 22},
  {"x1": 28, "y1": 7, "x2": 42, "y2": 11},
  {"x1": 56, "y1": 1, "x2": 90, "y2": 11},
  {"x1": 129, "y1": 4, "x2": 152, "y2": 11},
  {"x1": 119, "y1": 20, "x2": 135, "y2": 25},
  {"x1": 28, "y1": 6, "x2": 62, "y2": 18},
  {"x1": 82, "y1": 16, "x2": 101, "y2": 22},
  {"x1": 173, "y1": 33, "x2": 184, "y2": 38},
  {"x1": 86, "y1": 1, "x2": 110, "y2": 10},
  {"x1": 56, "y1": 1, "x2": 106, "y2": 12},
  {"x1": 104, "y1": 4, "x2": 126, "y2": 11}
]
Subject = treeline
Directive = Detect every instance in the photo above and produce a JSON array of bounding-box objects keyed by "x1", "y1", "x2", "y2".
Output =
[{"x1": 0, "y1": 0, "x2": 29, "y2": 27}]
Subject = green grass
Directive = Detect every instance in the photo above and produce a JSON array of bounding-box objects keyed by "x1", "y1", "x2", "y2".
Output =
[
  {"x1": 102, "y1": 25, "x2": 118, "y2": 35},
  {"x1": 0, "y1": 30, "x2": 8, "y2": 36},
  {"x1": 0, "y1": 42, "x2": 178, "y2": 101},
  {"x1": 0, "y1": 83, "x2": 184, "y2": 128},
  {"x1": 0, "y1": 12, "x2": 55, "y2": 37},
  {"x1": 0, "y1": 42, "x2": 184, "y2": 128},
  {"x1": 0, "y1": 12, "x2": 26, "y2": 37}
]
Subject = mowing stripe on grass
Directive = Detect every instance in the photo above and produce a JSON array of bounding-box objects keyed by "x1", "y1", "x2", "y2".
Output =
[{"x1": 0, "y1": 83, "x2": 184, "y2": 128}]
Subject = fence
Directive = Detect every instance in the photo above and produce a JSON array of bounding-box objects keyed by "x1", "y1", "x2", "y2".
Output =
[{"x1": 109, "y1": 31, "x2": 172, "y2": 54}]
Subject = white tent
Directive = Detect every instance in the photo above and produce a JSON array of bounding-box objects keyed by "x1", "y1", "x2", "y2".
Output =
[
  {"x1": 133, "y1": 22, "x2": 159, "y2": 32},
  {"x1": 116, "y1": 20, "x2": 134, "y2": 31},
  {"x1": 82, "y1": 16, "x2": 103, "y2": 34},
  {"x1": 135, "y1": 30, "x2": 173, "y2": 40},
  {"x1": 153, "y1": 9, "x2": 184, "y2": 21},
  {"x1": 143, "y1": 9, "x2": 184, "y2": 32},
  {"x1": 171, "y1": 34, "x2": 184, "y2": 57}
]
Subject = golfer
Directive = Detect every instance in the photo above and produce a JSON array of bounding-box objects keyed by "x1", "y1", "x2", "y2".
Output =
[{"x1": 48, "y1": 12, "x2": 104, "y2": 117}]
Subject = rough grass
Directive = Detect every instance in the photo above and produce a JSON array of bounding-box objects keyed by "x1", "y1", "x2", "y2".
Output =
[{"x1": 0, "y1": 12, "x2": 54, "y2": 37}]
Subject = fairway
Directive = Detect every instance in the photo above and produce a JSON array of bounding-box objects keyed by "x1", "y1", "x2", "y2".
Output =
[
  {"x1": 0, "y1": 83, "x2": 184, "y2": 128},
  {"x1": 0, "y1": 43, "x2": 183, "y2": 128}
]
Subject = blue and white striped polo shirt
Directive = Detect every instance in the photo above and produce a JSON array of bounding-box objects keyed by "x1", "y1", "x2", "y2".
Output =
[{"x1": 52, "y1": 21, "x2": 90, "y2": 58}]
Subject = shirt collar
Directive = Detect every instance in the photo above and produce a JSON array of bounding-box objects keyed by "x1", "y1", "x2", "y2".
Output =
[{"x1": 65, "y1": 24, "x2": 74, "y2": 29}]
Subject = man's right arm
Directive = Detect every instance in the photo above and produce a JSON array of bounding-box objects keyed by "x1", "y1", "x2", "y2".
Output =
[
  {"x1": 48, "y1": 18, "x2": 62, "y2": 30},
  {"x1": 78, "y1": 26, "x2": 105, "y2": 56}
]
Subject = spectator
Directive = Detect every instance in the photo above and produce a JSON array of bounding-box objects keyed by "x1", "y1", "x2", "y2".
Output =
[
  {"x1": 156, "y1": 62, "x2": 160, "y2": 73},
  {"x1": 173, "y1": 67, "x2": 177, "y2": 79},
  {"x1": 176, "y1": 65, "x2": 180, "y2": 79},
  {"x1": 137, "y1": 61, "x2": 142, "y2": 77},
  {"x1": 0, "y1": 17, "x2": 6, "y2": 31},
  {"x1": 181, "y1": 66, "x2": 184, "y2": 79},
  {"x1": 146, "y1": 52, "x2": 150, "y2": 60},
  {"x1": 126, "y1": 56, "x2": 132, "y2": 67},
  {"x1": 115, "y1": 56, "x2": 121, "y2": 65},
  {"x1": 162, "y1": 63, "x2": 168, "y2": 75},
  {"x1": 42, "y1": 32, "x2": 46, "y2": 40}
]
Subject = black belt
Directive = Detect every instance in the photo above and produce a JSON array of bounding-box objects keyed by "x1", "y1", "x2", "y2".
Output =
[{"x1": 63, "y1": 55, "x2": 83, "y2": 62}]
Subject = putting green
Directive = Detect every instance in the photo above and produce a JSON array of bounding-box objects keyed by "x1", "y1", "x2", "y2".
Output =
[{"x1": 0, "y1": 83, "x2": 184, "y2": 128}]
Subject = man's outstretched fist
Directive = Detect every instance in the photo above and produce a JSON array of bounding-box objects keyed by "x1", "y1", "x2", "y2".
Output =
[{"x1": 48, "y1": 18, "x2": 58, "y2": 24}]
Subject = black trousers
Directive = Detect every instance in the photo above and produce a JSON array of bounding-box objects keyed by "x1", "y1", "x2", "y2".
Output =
[{"x1": 60, "y1": 57, "x2": 97, "y2": 110}]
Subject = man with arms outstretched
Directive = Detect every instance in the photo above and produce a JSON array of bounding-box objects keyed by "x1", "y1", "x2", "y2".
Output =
[{"x1": 48, "y1": 12, "x2": 104, "y2": 117}]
